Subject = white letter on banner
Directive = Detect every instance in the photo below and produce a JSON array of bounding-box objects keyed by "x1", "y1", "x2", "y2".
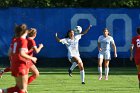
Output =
[
  {"x1": 71, "y1": 14, "x2": 97, "y2": 52},
  {"x1": 106, "y1": 14, "x2": 132, "y2": 52}
]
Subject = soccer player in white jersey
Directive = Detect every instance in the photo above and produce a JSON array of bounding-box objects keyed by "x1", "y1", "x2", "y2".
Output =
[
  {"x1": 98, "y1": 28, "x2": 117, "y2": 80},
  {"x1": 67, "y1": 25, "x2": 92, "y2": 77},
  {"x1": 55, "y1": 25, "x2": 92, "y2": 84}
]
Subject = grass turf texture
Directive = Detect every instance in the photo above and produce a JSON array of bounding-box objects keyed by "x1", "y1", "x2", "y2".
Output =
[{"x1": 0, "y1": 67, "x2": 140, "y2": 93}]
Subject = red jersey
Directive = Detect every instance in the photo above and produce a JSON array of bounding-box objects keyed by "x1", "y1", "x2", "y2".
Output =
[
  {"x1": 131, "y1": 35, "x2": 140, "y2": 57},
  {"x1": 27, "y1": 38, "x2": 36, "y2": 56},
  {"x1": 9, "y1": 37, "x2": 16, "y2": 61},
  {"x1": 10, "y1": 37, "x2": 30, "y2": 77},
  {"x1": 10, "y1": 37, "x2": 16, "y2": 49},
  {"x1": 11, "y1": 37, "x2": 29, "y2": 68}
]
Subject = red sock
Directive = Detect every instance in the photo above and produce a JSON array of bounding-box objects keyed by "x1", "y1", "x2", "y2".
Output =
[
  {"x1": 7, "y1": 86, "x2": 26, "y2": 93},
  {"x1": 2, "y1": 90, "x2": 4, "y2": 93},
  {"x1": 16, "y1": 87, "x2": 25, "y2": 93},
  {"x1": 4, "y1": 67, "x2": 11, "y2": 72},
  {"x1": 7, "y1": 86, "x2": 18, "y2": 93},
  {"x1": 18, "y1": 90, "x2": 25, "y2": 93},
  {"x1": 138, "y1": 72, "x2": 140, "y2": 81},
  {"x1": 28, "y1": 75, "x2": 36, "y2": 84}
]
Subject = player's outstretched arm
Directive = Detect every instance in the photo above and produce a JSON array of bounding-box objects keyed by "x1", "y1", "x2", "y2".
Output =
[
  {"x1": 81, "y1": 25, "x2": 92, "y2": 35},
  {"x1": 55, "y1": 33, "x2": 61, "y2": 42},
  {"x1": 34, "y1": 44, "x2": 44, "y2": 54}
]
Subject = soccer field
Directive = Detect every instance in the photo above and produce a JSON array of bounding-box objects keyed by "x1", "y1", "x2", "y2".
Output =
[{"x1": 0, "y1": 67, "x2": 140, "y2": 93}]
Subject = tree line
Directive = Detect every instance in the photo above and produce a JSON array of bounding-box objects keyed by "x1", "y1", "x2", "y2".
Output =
[{"x1": 0, "y1": 0, "x2": 140, "y2": 8}]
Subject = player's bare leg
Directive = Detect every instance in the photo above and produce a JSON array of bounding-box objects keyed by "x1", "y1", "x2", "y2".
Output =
[
  {"x1": 28, "y1": 65, "x2": 39, "y2": 84},
  {"x1": 0, "y1": 67, "x2": 11, "y2": 78},
  {"x1": 68, "y1": 61, "x2": 78, "y2": 77},
  {"x1": 15, "y1": 74, "x2": 28, "y2": 93},
  {"x1": 104, "y1": 60, "x2": 110, "y2": 80},
  {"x1": 73, "y1": 57, "x2": 85, "y2": 84},
  {"x1": 68, "y1": 58, "x2": 78, "y2": 77},
  {"x1": 98, "y1": 58, "x2": 103, "y2": 80},
  {"x1": 78, "y1": 62, "x2": 85, "y2": 84},
  {"x1": 136, "y1": 65, "x2": 140, "y2": 89},
  {"x1": 0, "y1": 70, "x2": 4, "y2": 78}
]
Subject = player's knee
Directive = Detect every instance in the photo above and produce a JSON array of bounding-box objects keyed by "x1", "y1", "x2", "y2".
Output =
[
  {"x1": 35, "y1": 71, "x2": 39, "y2": 77},
  {"x1": 78, "y1": 61, "x2": 83, "y2": 66},
  {"x1": 105, "y1": 65, "x2": 109, "y2": 68},
  {"x1": 104, "y1": 63, "x2": 109, "y2": 68},
  {"x1": 98, "y1": 64, "x2": 102, "y2": 67},
  {"x1": 79, "y1": 62, "x2": 84, "y2": 70}
]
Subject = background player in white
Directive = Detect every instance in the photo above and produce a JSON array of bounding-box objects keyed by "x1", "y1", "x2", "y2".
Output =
[
  {"x1": 98, "y1": 28, "x2": 117, "y2": 80},
  {"x1": 55, "y1": 25, "x2": 92, "y2": 84},
  {"x1": 68, "y1": 25, "x2": 92, "y2": 77}
]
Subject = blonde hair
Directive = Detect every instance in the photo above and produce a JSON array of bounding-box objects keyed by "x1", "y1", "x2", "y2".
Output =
[{"x1": 28, "y1": 28, "x2": 37, "y2": 37}]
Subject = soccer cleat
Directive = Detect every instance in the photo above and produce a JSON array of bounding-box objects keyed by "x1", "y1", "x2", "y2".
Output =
[
  {"x1": 105, "y1": 76, "x2": 108, "y2": 80},
  {"x1": 68, "y1": 69, "x2": 72, "y2": 77},
  {"x1": 0, "y1": 70, "x2": 4, "y2": 78},
  {"x1": 82, "y1": 82, "x2": 85, "y2": 84},
  {"x1": 98, "y1": 76, "x2": 102, "y2": 80}
]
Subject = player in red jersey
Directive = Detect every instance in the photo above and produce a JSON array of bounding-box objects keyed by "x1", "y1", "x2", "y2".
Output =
[
  {"x1": 130, "y1": 27, "x2": 140, "y2": 89},
  {"x1": 0, "y1": 37, "x2": 16, "y2": 78},
  {"x1": 0, "y1": 24, "x2": 25, "y2": 78},
  {"x1": 0, "y1": 25, "x2": 19, "y2": 78},
  {"x1": 0, "y1": 28, "x2": 43, "y2": 86},
  {"x1": 0, "y1": 24, "x2": 37, "y2": 93},
  {"x1": 27, "y1": 28, "x2": 43, "y2": 84}
]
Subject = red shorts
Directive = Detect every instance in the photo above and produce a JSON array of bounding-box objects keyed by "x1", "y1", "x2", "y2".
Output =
[
  {"x1": 27, "y1": 60, "x2": 34, "y2": 69},
  {"x1": 11, "y1": 61, "x2": 29, "y2": 77},
  {"x1": 10, "y1": 54, "x2": 32, "y2": 77},
  {"x1": 11, "y1": 67, "x2": 29, "y2": 77},
  {"x1": 134, "y1": 56, "x2": 140, "y2": 65}
]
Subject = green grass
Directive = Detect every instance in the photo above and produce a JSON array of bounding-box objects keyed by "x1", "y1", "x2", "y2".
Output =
[{"x1": 0, "y1": 67, "x2": 140, "y2": 93}]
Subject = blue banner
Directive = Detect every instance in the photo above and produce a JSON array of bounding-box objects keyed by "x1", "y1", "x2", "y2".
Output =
[{"x1": 0, "y1": 8, "x2": 139, "y2": 58}]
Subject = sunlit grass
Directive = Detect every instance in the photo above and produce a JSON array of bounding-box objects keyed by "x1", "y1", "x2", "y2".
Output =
[{"x1": 0, "y1": 67, "x2": 140, "y2": 93}]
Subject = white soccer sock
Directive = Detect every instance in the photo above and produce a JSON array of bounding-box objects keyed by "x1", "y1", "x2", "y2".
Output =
[
  {"x1": 98, "y1": 67, "x2": 102, "y2": 76},
  {"x1": 70, "y1": 62, "x2": 78, "y2": 71},
  {"x1": 105, "y1": 67, "x2": 109, "y2": 77},
  {"x1": 0, "y1": 89, "x2": 3, "y2": 93},
  {"x1": 80, "y1": 70, "x2": 85, "y2": 82}
]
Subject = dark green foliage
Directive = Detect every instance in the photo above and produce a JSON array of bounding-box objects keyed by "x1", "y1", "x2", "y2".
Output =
[{"x1": 0, "y1": 0, "x2": 140, "y2": 8}]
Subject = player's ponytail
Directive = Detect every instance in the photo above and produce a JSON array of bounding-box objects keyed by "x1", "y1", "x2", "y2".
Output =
[
  {"x1": 65, "y1": 30, "x2": 71, "y2": 38},
  {"x1": 28, "y1": 28, "x2": 37, "y2": 37},
  {"x1": 15, "y1": 24, "x2": 28, "y2": 37}
]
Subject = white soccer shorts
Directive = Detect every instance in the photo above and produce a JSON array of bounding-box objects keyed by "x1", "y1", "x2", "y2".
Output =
[{"x1": 98, "y1": 51, "x2": 111, "y2": 60}]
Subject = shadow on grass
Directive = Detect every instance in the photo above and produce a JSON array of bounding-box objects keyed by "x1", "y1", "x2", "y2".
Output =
[{"x1": 38, "y1": 67, "x2": 137, "y2": 75}]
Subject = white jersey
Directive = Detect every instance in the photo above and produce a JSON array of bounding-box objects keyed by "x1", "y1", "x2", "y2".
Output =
[
  {"x1": 60, "y1": 34, "x2": 82, "y2": 57},
  {"x1": 98, "y1": 35, "x2": 115, "y2": 52}
]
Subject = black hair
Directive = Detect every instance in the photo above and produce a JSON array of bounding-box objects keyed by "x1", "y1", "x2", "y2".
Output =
[
  {"x1": 103, "y1": 28, "x2": 110, "y2": 36},
  {"x1": 65, "y1": 30, "x2": 73, "y2": 38}
]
